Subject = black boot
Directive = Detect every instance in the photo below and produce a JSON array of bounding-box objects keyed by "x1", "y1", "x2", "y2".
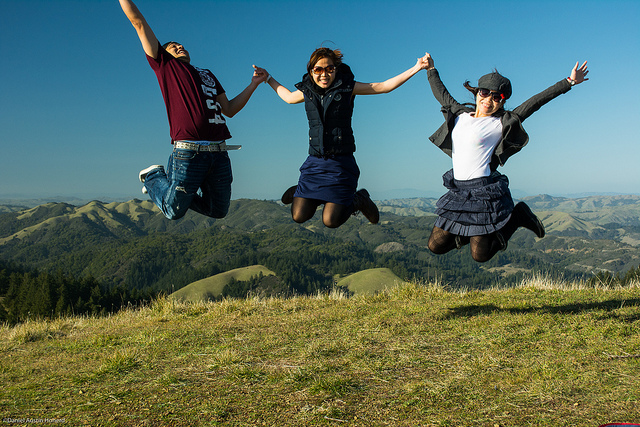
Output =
[
  {"x1": 281, "y1": 185, "x2": 297, "y2": 205},
  {"x1": 353, "y1": 189, "x2": 379, "y2": 224},
  {"x1": 513, "y1": 202, "x2": 545, "y2": 238}
]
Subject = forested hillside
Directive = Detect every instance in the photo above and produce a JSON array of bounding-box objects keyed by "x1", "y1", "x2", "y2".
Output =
[{"x1": 1, "y1": 195, "x2": 639, "y2": 323}]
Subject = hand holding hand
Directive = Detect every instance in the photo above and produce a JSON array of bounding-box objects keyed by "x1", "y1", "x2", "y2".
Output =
[
  {"x1": 252, "y1": 65, "x2": 269, "y2": 84},
  {"x1": 416, "y1": 53, "x2": 432, "y2": 71},
  {"x1": 570, "y1": 60, "x2": 589, "y2": 85},
  {"x1": 423, "y1": 53, "x2": 435, "y2": 70}
]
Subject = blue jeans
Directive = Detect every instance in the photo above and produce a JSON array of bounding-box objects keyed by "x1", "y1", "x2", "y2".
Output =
[{"x1": 144, "y1": 148, "x2": 232, "y2": 220}]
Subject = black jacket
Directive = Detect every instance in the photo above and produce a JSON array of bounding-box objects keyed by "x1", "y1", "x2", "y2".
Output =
[
  {"x1": 427, "y1": 68, "x2": 572, "y2": 169},
  {"x1": 295, "y1": 64, "x2": 356, "y2": 157}
]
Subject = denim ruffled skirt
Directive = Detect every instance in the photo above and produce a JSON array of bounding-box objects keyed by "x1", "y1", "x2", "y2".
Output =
[
  {"x1": 434, "y1": 169, "x2": 514, "y2": 236},
  {"x1": 294, "y1": 154, "x2": 360, "y2": 206}
]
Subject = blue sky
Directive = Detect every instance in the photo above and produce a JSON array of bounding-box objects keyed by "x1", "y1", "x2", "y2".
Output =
[{"x1": 1, "y1": 0, "x2": 638, "y2": 202}]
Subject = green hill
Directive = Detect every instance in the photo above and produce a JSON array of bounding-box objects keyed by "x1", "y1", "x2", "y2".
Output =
[
  {"x1": 2, "y1": 281, "x2": 638, "y2": 426},
  {"x1": 1, "y1": 196, "x2": 639, "y2": 303},
  {"x1": 170, "y1": 265, "x2": 276, "y2": 302},
  {"x1": 539, "y1": 211, "x2": 602, "y2": 235},
  {"x1": 337, "y1": 267, "x2": 406, "y2": 295}
]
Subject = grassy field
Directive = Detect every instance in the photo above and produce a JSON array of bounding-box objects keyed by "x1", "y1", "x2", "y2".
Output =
[{"x1": 1, "y1": 277, "x2": 639, "y2": 426}]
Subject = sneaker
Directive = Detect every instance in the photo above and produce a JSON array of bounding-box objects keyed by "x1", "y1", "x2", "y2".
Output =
[
  {"x1": 142, "y1": 186, "x2": 148, "y2": 194},
  {"x1": 139, "y1": 165, "x2": 164, "y2": 183},
  {"x1": 514, "y1": 202, "x2": 545, "y2": 238},
  {"x1": 353, "y1": 189, "x2": 379, "y2": 224},
  {"x1": 281, "y1": 185, "x2": 297, "y2": 205}
]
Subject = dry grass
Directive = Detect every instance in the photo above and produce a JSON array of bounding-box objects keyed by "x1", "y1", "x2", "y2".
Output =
[{"x1": 1, "y1": 276, "x2": 639, "y2": 426}]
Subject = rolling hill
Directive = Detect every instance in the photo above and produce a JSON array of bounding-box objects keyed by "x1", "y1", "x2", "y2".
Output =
[
  {"x1": 0, "y1": 195, "x2": 639, "y2": 298},
  {"x1": 336, "y1": 267, "x2": 406, "y2": 295},
  {"x1": 171, "y1": 265, "x2": 276, "y2": 302}
]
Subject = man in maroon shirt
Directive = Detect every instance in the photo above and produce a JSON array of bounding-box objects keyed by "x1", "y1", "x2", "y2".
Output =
[{"x1": 120, "y1": 0, "x2": 268, "y2": 219}]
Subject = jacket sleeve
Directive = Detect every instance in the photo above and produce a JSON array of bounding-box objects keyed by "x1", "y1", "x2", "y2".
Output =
[
  {"x1": 512, "y1": 78, "x2": 572, "y2": 122},
  {"x1": 427, "y1": 68, "x2": 464, "y2": 112},
  {"x1": 426, "y1": 68, "x2": 471, "y2": 156}
]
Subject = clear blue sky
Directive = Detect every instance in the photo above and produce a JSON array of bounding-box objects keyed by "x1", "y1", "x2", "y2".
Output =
[{"x1": 1, "y1": 0, "x2": 638, "y2": 202}]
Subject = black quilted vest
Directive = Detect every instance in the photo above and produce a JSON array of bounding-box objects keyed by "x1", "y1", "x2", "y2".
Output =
[{"x1": 295, "y1": 64, "x2": 356, "y2": 157}]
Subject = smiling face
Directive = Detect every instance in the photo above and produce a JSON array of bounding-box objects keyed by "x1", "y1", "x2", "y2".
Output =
[
  {"x1": 475, "y1": 90, "x2": 504, "y2": 117},
  {"x1": 165, "y1": 42, "x2": 190, "y2": 63},
  {"x1": 311, "y1": 57, "x2": 337, "y2": 89}
]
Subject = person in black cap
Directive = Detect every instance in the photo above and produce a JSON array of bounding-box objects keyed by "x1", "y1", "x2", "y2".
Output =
[{"x1": 423, "y1": 53, "x2": 588, "y2": 262}]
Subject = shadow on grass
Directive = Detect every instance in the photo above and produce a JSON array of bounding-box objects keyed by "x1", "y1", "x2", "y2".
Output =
[{"x1": 444, "y1": 298, "x2": 640, "y2": 322}]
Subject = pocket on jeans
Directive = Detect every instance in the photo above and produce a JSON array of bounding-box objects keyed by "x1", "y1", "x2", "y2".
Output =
[{"x1": 173, "y1": 148, "x2": 197, "y2": 160}]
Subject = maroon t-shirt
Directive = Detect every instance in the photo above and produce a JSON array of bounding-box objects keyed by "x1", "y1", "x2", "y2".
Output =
[{"x1": 147, "y1": 45, "x2": 232, "y2": 142}]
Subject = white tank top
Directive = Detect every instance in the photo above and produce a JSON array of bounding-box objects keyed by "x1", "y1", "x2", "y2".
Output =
[{"x1": 451, "y1": 112, "x2": 503, "y2": 180}]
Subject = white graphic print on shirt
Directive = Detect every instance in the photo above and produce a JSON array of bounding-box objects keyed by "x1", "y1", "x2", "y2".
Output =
[{"x1": 196, "y1": 67, "x2": 225, "y2": 125}]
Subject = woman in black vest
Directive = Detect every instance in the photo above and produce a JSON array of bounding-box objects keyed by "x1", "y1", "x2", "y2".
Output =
[
  {"x1": 261, "y1": 47, "x2": 430, "y2": 228},
  {"x1": 424, "y1": 53, "x2": 588, "y2": 262}
]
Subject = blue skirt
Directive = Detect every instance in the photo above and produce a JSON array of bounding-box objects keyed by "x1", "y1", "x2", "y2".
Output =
[
  {"x1": 434, "y1": 169, "x2": 514, "y2": 236},
  {"x1": 294, "y1": 154, "x2": 360, "y2": 205}
]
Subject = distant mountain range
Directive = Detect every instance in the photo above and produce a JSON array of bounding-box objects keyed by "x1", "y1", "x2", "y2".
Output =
[
  {"x1": 3, "y1": 194, "x2": 638, "y2": 244},
  {"x1": 2, "y1": 191, "x2": 637, "y2": 210}
]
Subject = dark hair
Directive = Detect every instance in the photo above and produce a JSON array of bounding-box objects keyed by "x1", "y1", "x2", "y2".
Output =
[
  {"x1": 307, "y1": 47, "x2": 344, "y2": 75},
  {"x1": 463, "y1": 80, "x2": 480, "y2": 97},
  {"x1": 162, "y1": 41, "x2": 180, "y2": 49}
]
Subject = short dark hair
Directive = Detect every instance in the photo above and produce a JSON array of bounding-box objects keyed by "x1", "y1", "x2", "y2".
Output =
[{"x1": 162, "y1": 41, "x2": 180, "y2": 50}]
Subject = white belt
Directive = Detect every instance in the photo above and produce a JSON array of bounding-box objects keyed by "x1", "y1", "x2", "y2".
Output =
[{"x1": 173, "y1": 141, "x2": 242, "y2": 152}]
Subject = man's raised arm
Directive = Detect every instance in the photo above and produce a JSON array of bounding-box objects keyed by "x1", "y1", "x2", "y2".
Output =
[{"x1": 119, "y1": 0, "x2": 159, "y2": 59}]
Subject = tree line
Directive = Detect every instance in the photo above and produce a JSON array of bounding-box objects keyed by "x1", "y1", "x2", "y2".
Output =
[{"x1": 0, "y1": 260, "x2": 152, "y2": 324}]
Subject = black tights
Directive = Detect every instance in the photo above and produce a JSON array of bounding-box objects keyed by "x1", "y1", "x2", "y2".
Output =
[
  {"x1": 428, "y1": 227, "x2": 505, "y2": 263},
  {"x1": 427, "y1": 210, "x2": 525, "y2": 263},
  {"x1": 291, "y1": 197, "x2": 354, "y2": 228}
]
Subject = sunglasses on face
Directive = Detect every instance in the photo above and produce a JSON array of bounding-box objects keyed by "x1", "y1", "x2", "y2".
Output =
[
  {"x1": 312, "y1": 65, "x2": 336, "y2": 75},
  {"x1": 478, "y1": 88, "x2": 505, "y2": 102}
]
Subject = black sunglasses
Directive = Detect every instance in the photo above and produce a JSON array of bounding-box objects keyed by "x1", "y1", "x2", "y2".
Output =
[{"x1": 478, "y1": 88, "x2": 505, "y2": 102}]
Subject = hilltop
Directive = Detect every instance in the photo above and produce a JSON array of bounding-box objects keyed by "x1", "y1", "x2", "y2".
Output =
[
  {"x1": 1, "y1": 281, "x2": 638, "y2": 426},
  {"x1": 335, "y1": 267, "x2": 406, "y2": 295},
  {"x1": 171, "y1": 265, "x2": 277, "y2": 302},
  {"x1": 171, "y1": 266, "x2": 406, "y2": 303}
]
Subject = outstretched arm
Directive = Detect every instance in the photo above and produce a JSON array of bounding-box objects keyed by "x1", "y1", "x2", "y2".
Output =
[
  {"x1": 218, "y1": 65, "x2": 269, "y2": 118},
  {"x1": 260, "y1": 70, "x2": 305, "y2": 104},
  {"x1": 119, "y1": 0, "x2": 159, "y2": 59},
  {"x1": 353, "y1": 53, "x2": 430, "y2": 95},
  {"x1": 424, "y1": 53, "x2": 462, "y2": 111},
  {"x1": 513, "y1": 60, "x2": 589, "y2": 120}
]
